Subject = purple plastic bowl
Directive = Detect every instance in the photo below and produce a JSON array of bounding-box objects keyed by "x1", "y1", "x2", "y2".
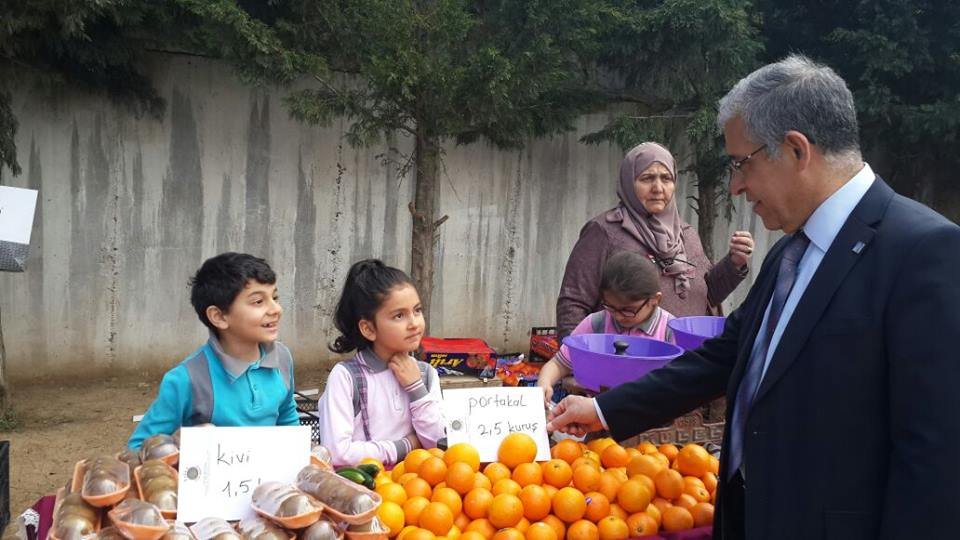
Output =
[
  {"x1": 562, "y1": 334, "x2": 683, "y2": 392},
  {"x1": 668, "y1": 316, "x2": 727, "y2": 351}
]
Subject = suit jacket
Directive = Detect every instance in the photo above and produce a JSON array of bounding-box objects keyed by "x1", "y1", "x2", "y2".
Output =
[{"x1": 596, "y1": 178, "x2": 960, "y2": 539}]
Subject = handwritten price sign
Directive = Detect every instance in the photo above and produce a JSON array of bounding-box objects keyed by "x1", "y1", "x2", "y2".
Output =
[
  {"x1": 177, "y1": 426, "x2": 311, "y2": 522},
  {"x1": 442, "y1": 387, "x2": 550, "y2": 463}
]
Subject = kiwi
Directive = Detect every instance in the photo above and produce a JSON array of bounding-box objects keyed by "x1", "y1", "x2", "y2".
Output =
[
  {"x1": 54, "y1": 514, "x2": 96, "y2": 540},
  {"x1": 146, "y1": 490, "x2": 178, "y2": 511},
  {"x1": 144, "y1": 475, "x2": 177, "y2": 493},
  {"x1": 300, "y1": 520, "x2": 340, "y2": 540},
  {"x1": 347, "y1": 494, "x2": 376, "y2": 515},
  {"x1": 278, "y1": 494, "x2": 314, "y2": 517},
  {"x1": 83, "y1": 476, "x2": 120, "y2": 496},
  {"x1": 97, "y1": 526, "x2": 128, "y2": 540}
]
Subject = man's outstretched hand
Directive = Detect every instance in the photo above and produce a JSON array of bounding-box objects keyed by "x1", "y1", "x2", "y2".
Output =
[{"x1": 546, "y1": 395, "x2": 605, "y2": 437}]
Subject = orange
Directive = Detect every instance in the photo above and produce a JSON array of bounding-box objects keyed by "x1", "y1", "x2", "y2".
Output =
[
  {"x1": 690, "y1": 502, "x2": 715, "y2": 527},
  {"x1": 541, "y1": 459, "x2": 573, "y2": 488},
  {"x1": 625, "y1": 448, "x2": 641, "y2": 461},
  {"x1": 708, "y1": 455, "x2": 720, "y2": 475},
  {"x1": 684, "y1": 484, "x2": 711, "y2": 504},
  {"x1": 644, "y1": 503, "x2": 661, "y2": 527},
  {"x1": 581, "y1": 450, "x2": 601, "y2": 464},
  {"x1": 432, "y1": 487, "x2": 463, "y2": 516},
  {"x1": 657, "y1": 444, "x2": 678, "y2": 463},
  {"x1": 379, "y1": 482, "x2": 410, "y2": 505},
  {"x1": 525, "y1": 522, "x2": 558, "y2": 540},
  {"x1": 406, "y1": 449, "x2": 433, "y2": 475},
  {"x1": 392, "y1": 462, "x2": 408, "y2": 481},
  {"x1": 551, "y1": 439, "x2": 583, "y2": 464},
  {"x1": 570, "y1": 456, "x2": 600, "y2": 472},
  {"x1": 445, "y1": 443, "x2": 481, "y2": 472},
  {"x1": 661, "y1": 506, "x2": 694, "y2": 532},
  {"x1": 398, "y1": 525, "x2": 419, "y2": 540},
  {"x1": 473, "y1": 473, "x2": 492, "y2": 491},
  {"x1": 625, "y1": 512, "x2": 658, "y2": 537},
  {"x1": 543, "y1": 484, "x2": 559, "y2": 500},
  {"x1": 404, "y1": 497, "x2": 432, "y2": 526},
  {"x1": 585, "y1": 437, "x2": 615, "y2": 455},
  {"x1": 651, "y1": 452, "x2": 670, "y2": 469},
  {"x1": 420, "y1": 502, "x2": 455, "y2": 536},
  {"x1": 488, "y1": 493, "x2": 524, "y2": 529},
  {"x1": 376, "y1": 473, "x2": 394, "y2": 488},
  {"x1": 682, "y1": 476, "x2": 705, "y2": 491},
  {"x1": 492, "y1": 528, "x2": 524, "y2": 540},
  {"x1": 599, "y1": 445, "x2": 630, "y2": 469},
  {"x1": 651, "y1": 497, "x2": 672, "y2": 513},
  {"x1": 447, "y1": 462, "x2": 478, "y2": 495},
  {"x1": 607, "y1": 504, "x2": 627, "y2": 521},
  {"x1": 450, "y1": 524, "x2": 463, "y2": 539},
  {"x1": 606, "y1": 468, "x2": 628, "y2": 484},
  {"x1": 541, "y1": 515, "x2": 566, "y2": 540},
  {"x1": 498, "y1": 433, "x2": 538, "y2": 469},
  {"x1": 484, "y1": 462, "x2": 512, "y2": 485},
  {"x1": 463, "y1": 488, "x2": 494, "y2": 519},
  {"x1": 360, "y1": 457, "x2": 386, "y2": 472},
  {"x1": 460, "y1": 532, "x2": 487, "y2": 540},
  {"x1": 512, "y1": 463, "x2": 543, "y2": 487},
  {"x1": 653, "y1": 469, "x2": 683, "y2": 500},
  {"x1": 428, "y1": 448, "x2": 445, "y2": 459},
  {"x1": 464, "y1": 519, "x2": 497, "y2": 539},
  {"x1": 626, "y1": 454, "x2": 664, "y2": 479},
  {"x1": 519, "y1": 485, "x2": 552, "y2": 521},
  {"x1": 400, "y1": 473, "x2": 420, "y2": 486},
  {"x1": 406, "y1": 477, "x2": 434, "y2": 500},
  {"x1": 636, "y1": 441, "x2": 658, "y2": 455},
  {"x1": 420, "y1": 457, "x2": 450, "y2": 487},
  {"x1": 405, "y1": 528, "x2": 437, "y2": 540},
  {"x1": 455, "y1": 513, "x2": 470, "y2": 531},
  {"x1": 582, "y1": 492, "x2": 610, "y2": 523},
  {"x1": 631, "y1": 474, "x2": 655, "y2": 499},
  {"x1": 675, "y1": 444, "x2": 711, "y2": 478},
  {"x1": 379, "y1": 501, "x2": 407, "y2": 537},
  {"x1": 595, "y1": 516, "x2": 628, "y2": 540},
  {"x1": 702, "y1": 472, "x2": 718, "y2": 494},
  {"x1": 516, "y1": 518, "x2": 531, "y2": 533},
  {"x1": 615, "y1": 479, "x2": 652, "y2": 513},
  {"x1": 565, "y1": 520, "x2": 598, "y2": 540},
  {"x1": 572, "y1": 465, "x2": 601, "y2": 493},
  {"x1": 492, "y1": 478, "x2": 523, "y2": 496},
  {"x1": 552, "y1": 487, "x2": 587, "y2": 523},
  {"x1": 596, "y1": 471, "x2": 622, "y2": 502},
  {"x1": 674, "y1": 494, "x2": 698, "y2": 510}
]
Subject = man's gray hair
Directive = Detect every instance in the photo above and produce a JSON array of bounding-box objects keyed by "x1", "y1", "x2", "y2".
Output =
[{"x1": 718, "y1": 55, "x2": 861, "y2": 163}]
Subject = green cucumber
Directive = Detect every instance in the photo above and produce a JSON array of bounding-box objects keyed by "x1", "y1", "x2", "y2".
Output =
[
  {"x1": 357, "y1": 463, "x2": 381, "y2": 477},
  {"x1": 336, "y1": 467, "x2": 368, "y2": 485}
]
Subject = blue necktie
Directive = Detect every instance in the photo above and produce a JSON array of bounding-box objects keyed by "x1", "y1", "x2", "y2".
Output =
[{"x1": 727, "y1": 231, "x2": 810, "y2": 480}]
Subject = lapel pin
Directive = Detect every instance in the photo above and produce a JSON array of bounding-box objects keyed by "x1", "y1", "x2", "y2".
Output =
[{"x1": 852, "y1": 241, "x2": 865, "y2": 254}]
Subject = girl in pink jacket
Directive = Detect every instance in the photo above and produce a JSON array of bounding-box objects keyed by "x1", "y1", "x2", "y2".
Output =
[{"x1": 317, "y1": 259, "x2": 444, "y2": 467}]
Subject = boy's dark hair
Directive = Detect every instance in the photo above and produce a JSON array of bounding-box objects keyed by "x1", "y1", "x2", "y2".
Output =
[
  {"x1": 330, "y1": 259, "x2": 415, "y2": 354},
  {"x1": 600, "y1": 251, "x2": 661, "y2": 301},
  {"x1": 189, "y1": 252, "x2": 277, "y2": 332}
]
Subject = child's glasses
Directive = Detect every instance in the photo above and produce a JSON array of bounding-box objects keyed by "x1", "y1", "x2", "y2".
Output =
[{"x1": 600, "y1": 298, "x2": 651, "y2": 319}]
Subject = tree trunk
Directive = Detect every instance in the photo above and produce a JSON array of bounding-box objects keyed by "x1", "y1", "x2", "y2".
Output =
[
  {"x1": 408, "y1": 125, "x2": 448, "y2": 319},
  {"x1": 695, "y1": 175, "x2": 719, "y2": 262},
  {"x1": 0, "y1": 305, "x2": 7, "y2": 411}
]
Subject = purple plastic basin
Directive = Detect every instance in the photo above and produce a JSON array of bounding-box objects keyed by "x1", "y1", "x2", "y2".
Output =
[
  {"x1": 562, "y1": 334, "x2": 683, "y2": 392},
  {"x1": 668, "y1": 316, "x2": 726, "y2": 351}
]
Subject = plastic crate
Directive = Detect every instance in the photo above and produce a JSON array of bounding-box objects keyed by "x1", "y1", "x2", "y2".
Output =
[{"x1": 294, "y1": 392, "x2": 321, "y2": 444}]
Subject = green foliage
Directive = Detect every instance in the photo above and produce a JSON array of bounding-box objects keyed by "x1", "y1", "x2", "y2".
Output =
[
  {"x1": 584, "y1": 0, "x2": 761, "y2": 225},
  {"x1": 206, "y1": 0, "x2": 619, "y2": 149},
  {"x1": 758, "y1": 0, "x2": 960, "y2": 197}
]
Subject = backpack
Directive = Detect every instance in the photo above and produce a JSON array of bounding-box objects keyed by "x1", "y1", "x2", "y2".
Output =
[{"x1": 341, "y1": 353, "x2": 432, "y2": 440}]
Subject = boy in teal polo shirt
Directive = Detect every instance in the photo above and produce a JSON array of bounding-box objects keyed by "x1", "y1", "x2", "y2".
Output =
[{"x1": 128, "y1": 252, "x2": 299, "y2": 449}]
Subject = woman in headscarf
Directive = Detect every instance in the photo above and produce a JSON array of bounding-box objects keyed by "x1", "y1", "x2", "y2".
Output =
[{"x1": 556, "y1": 142, "x2": 754, "y2": 339}]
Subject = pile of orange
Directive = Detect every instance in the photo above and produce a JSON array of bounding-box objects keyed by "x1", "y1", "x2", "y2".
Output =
[{"x1": 371, "y1": 434, "x2": 718, "y2": 540}]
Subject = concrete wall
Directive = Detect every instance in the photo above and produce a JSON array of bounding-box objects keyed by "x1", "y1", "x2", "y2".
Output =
[{"x1": 0, "y1": 54, "x2": 777, "y2": 380}]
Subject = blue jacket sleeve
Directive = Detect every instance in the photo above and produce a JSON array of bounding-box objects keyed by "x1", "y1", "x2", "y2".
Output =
[{"x1": 127, "y1": 366, "x2": 192, "y2": 450}]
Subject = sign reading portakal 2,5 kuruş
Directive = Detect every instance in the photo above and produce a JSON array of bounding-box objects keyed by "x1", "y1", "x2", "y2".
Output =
[{"x1": 442, "y1": 387, "x2": 551, "y2": 463}]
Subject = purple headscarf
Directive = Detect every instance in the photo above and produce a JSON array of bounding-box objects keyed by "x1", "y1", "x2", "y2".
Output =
[{"x1": 616, "y1": 142, "x2": 691, "y2": 298}]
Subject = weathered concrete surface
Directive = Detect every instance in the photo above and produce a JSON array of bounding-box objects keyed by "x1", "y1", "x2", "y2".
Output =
[{"x1": 0, "y1": 54, "x2": 773, "y2": 379}]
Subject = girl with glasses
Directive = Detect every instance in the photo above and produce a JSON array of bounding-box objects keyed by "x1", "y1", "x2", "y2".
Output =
[{"x1": 539, "y1": 251, "x2": 675, "y2": 404}]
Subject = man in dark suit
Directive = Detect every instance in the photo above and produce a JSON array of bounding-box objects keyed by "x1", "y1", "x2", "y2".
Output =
[{"x1": 547, "y1": 55, "x2": 960, "y2": 539}]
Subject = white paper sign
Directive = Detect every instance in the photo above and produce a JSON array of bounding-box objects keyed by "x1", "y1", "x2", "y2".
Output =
[
  {"x1": 177, "y1": 426, "x2": 311, "y2": 522},
  {"x1": 0, "y1": 186, "x2": 38, "y2": 244},
  {"x1": 442, "y1": 387, "x2": 551, "y2": 463}
]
